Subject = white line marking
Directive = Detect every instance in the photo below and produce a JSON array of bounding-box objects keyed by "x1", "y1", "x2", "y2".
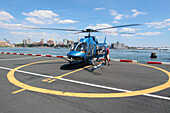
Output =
[
  {"x1": 0, "y1": 66, "x2": 53, "y2": 78},
  {"x1": 59, "y1": 78, "x2": 131, "y2": 92},
  {"x1": 16, "y1": 70, "x2": 54, "y2": 78},
  {"x1": 0, "y1": 65, "x2": 170, "y2": 100},
  {"x1": 0, "y1": 57, "x2": 40, "y2": 61}
]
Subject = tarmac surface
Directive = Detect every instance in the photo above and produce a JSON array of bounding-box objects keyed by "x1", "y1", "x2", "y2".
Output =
[{"x1": 0, "y1": 54, "x2": 170, "y2": 113}]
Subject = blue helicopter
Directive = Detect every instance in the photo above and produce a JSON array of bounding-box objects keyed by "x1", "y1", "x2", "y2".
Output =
[{"x1": 22, "y1": 24, "x2": 140, "y2": 68}]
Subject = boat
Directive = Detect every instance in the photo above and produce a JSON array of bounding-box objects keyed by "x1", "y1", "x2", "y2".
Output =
[{"x1": 158, "y1": 48, "x2": 170, "y2": 52}]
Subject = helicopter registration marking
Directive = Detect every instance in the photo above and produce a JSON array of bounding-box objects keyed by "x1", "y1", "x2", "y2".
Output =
[{"x1": 7, "y1": 60, "x2": 170, "y2": 98}]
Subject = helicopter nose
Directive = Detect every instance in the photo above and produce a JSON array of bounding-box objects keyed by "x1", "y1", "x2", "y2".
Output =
[{"x1": 67, "y1": 51, "x2": 85, "y2": 59}]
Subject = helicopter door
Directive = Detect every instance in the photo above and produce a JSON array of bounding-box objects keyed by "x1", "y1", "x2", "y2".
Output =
[
  {"x1": 87, "y1": 44, "x2": 91, "y2": 57},
  {"x1": 92, "y1": 44, "x2": 94, "y2": 56}
]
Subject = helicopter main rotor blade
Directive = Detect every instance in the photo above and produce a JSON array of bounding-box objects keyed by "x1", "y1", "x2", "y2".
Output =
[
  {"x1": 96, "y1": 24, "x2": 141, "y2": 31},
  {"x1": 21, "y1": 25, "x2": 82, "y2": 31},
  {"x1": 73, "y1": 32, "x2": 84, "y2": 34},
  {"x1": 118, "y1": 32, "x2": 134, "y2": 34},
  {"x1": 101, "y1": 31, "x2": 134, "y2": 34}
]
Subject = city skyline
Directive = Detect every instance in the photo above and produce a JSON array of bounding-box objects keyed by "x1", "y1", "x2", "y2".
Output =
[
  {"x1": 21, "y1": 38, "x2": 74, "y2": 45},
  {"x1": 0, "y1": 0, "x2": 170, "y2": 47}
]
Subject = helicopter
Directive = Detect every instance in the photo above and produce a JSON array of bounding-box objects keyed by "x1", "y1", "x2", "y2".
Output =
[{"x1": 21, "y1": 24, "x2": 140, "y2": 69}]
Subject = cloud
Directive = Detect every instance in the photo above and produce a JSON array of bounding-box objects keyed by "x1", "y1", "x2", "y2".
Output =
[
  {"x1": 23, "y1": 9, "x2": 78, "y2": 25},
  {"x1": 58, "y1": 19, "x2": 79, "y2": 24},
  {"x1": 121, "y1": 34, "x2": 135, "y2": 37},
  {"x1": 23, "y1": 10, "x2": 59, "y2": 19},
  {"x1": 0, "y1": 21, "x2": 21, "y2": 29},
  {"x1": 131, "y1": 9, "x2": 146, "y2": 17},
  {"x1": 87, "y1": 23, "x2": 118, "y2": 35},
  {"x1": 94, "y1": 7, "x2": 105, "y2": 11},
  {"x1": 0, "y1": 21, "x2": 35, "y2": 30},
  {"x1": 145, "y1": 18, "x2": 170, "y2": 28},
  {"x1": 137, "y1": 32, "x2": 161, "y2": 36},
  {"x1": 9, "y1": 31, "x2": 61, "y2": 39},
  {"x1": 0, "y1": 11, "x2": 15, "y2": 22},
  {"x1": 87, "y1": 23, "x2": 114, "y2": 30},
  {"x1": 164, "y1": 19, "x2": 170, "y2": 22},
  {"x1": 112, "y1": 21, "x2": 119, "y2": 24},
  {"x1": 155, "y1": 26, "x2": 166, "y2": 28},
  {"x1": 25, "y1": 17, "x2": 46, "y2": 24},
  {"x1": 168, "y1": 28, "x2": 170, "y2": 30},
  {"x1": 23, "y1": 10, "x2": 60, "y2": 24},
  {"x1": 110, "y1": 9, "x2": 123, "y2": 20},
  {"x1": 120, "y1": 28, "x2": 141, "y2": 32},
  {"x1": 115, "y1": 14, "x2": 123, "y2": 20},
  {"x1": 110, "y1": 9, "x2": 146, "y2": 20}
]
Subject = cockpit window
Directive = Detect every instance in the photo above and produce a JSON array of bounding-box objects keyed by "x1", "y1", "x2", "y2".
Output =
[
  {"x1": 70, "y1": 42, "x2": 78, "y2": 51},
  {"x1": 75, "y1": 42, "x2": 87, "y2": 53}
]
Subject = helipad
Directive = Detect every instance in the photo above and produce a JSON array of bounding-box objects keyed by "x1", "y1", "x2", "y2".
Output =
[{"x1": 0, "y1": 54, "x2": 170, "y2": 113}]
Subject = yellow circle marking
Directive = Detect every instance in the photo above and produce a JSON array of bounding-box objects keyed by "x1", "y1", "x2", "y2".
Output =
[{"x1": 7, "y1": 60, "x2": 170, "y2": 98}]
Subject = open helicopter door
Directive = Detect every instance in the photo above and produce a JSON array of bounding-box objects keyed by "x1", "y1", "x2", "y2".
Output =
[
  {"x1": 96, "y1": 36, "x2": 107, "y2": 58},
  {"x1": 96, "y1": 43, "x2": 107, "y2": 57}
]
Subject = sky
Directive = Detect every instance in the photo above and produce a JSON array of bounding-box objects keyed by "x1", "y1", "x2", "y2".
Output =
[{"x1": 0, "y1": 0, "x2": 170, "y2": 47}]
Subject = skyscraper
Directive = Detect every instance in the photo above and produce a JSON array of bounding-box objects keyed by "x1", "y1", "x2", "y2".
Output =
[{"x1": 23, "y1": 39, "x2": 27, "y2": 44}]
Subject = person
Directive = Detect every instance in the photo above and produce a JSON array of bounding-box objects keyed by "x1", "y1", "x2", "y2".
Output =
[
  {"x1": 103, "y1": 47, "x2": 110, "y2": 66},
  {"x1": 96, "y1": 46, "x2": 102, "y2": 62}
]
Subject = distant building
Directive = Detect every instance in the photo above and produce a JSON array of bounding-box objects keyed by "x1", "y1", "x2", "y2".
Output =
[
  {"x1": 41, "y1": 38, "x2": 44, "y2": 43},
  {"x1": 58, "y1": 42, "x2": 63, "y2": 45},
  {"x1": 23, "y1": 39, "x2": 28, "y2": 45},
  {"x1": 4, "y1": 39, "x2": 10, "y2": 44},
  {"x1": 28, "y1": 39, "x2": 31, "y2": 44},
  {"x1": 67, "y1": 40, "x2": 74, "y2": 45},
  {"x1": 47, "y1": 38, "x2": 54, "y2": 45},
  {"x1": 23, "y1": 39, "x2": 31, "y2": 44},
  {"x1": 33, "y1": 41, "x2": 36, "y2": 45},
  {"x1": 38, "y1": 38, "x2": 44, "y2": 45},
  {"x1": 63, "y1": 39, "x2": 68, "y2": 45},
  {"x1": 111, "y1": 41, "x2": 125, "y2": 49},
  {"x1": 0, "y1": 40, "x2": 11, "y2": 47},
  {"x1": 54, "y1": 41, "x2": 57, "y2": 46}
]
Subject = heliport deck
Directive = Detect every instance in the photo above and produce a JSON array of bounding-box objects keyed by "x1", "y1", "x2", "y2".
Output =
[{"x1": 0, "y1": 54, "x2": 170, "y2": 113}]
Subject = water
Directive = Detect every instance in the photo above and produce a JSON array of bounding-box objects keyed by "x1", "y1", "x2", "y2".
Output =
[{"x1": 0, "y1": 47, "x2": 170, "y2": 62}]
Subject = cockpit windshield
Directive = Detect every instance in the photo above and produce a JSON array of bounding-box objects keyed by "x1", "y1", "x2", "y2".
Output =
[
  {"x1": 75, "y1": 42, "x2": 87, "y2": 53},
  {"x1": 70, "y1": 42, "x2": 78, "y2": 51}
]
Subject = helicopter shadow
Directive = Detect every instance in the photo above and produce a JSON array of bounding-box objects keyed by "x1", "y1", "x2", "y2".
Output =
[{"x1": 60, "y1": 62, "x2": 101, "y2": 76}]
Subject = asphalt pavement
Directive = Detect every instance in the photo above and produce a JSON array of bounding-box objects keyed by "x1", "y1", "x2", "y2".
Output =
[{"x1": 0, "y1": 54, "x2": 170, "y2": 113}]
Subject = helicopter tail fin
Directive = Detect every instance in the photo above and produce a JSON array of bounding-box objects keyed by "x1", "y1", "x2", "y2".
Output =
[{"x1": 104, "y1": 36, "x2": 106, "y2": 43}]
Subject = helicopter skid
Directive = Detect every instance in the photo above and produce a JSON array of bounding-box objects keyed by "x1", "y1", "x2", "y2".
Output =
[{"x1": 91, "y1": 62, "x2": 104, "y2": 71}]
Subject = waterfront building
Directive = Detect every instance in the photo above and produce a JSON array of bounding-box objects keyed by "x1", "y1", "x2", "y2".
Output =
[
  {"x1": 54, "y1": 41, "x2": 57, "y2": 46},
  {"x1": 27, "y1": 39, "x2": 31, "y2": 44},
  {"x1": 111, "y1": 41, "x2": 125, "y2": 49},
  {"x1": 47, "y1": 38, "x2": 54, "y2": 45},
  {"x1": 23, "y1": 39, "x2": 28, "y2": 45},
  {"x1": 0, "y1": 40, "x2": 11, "y2": 47},
  {"x1": 23, "y1": 39, "x2": 31, "y2": 45},
  {"x1": 67, "y1": 40, "x2": 74, "y2": 45},
  {"x1": 38, "y1": 38, "x2": 44, "y2": 45},
  {"x1": 63, "y1": 39, "x2": 68, "y2": 45},
  {"x1": 33, "y1": 41, "x2": 36, "y2": 45},
  {"x1": 58, "y1": 42, "x2": 63, "y2": 45},
  {"x1": 41, "y1": 38, "x2": 44, "y2": 43}
]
